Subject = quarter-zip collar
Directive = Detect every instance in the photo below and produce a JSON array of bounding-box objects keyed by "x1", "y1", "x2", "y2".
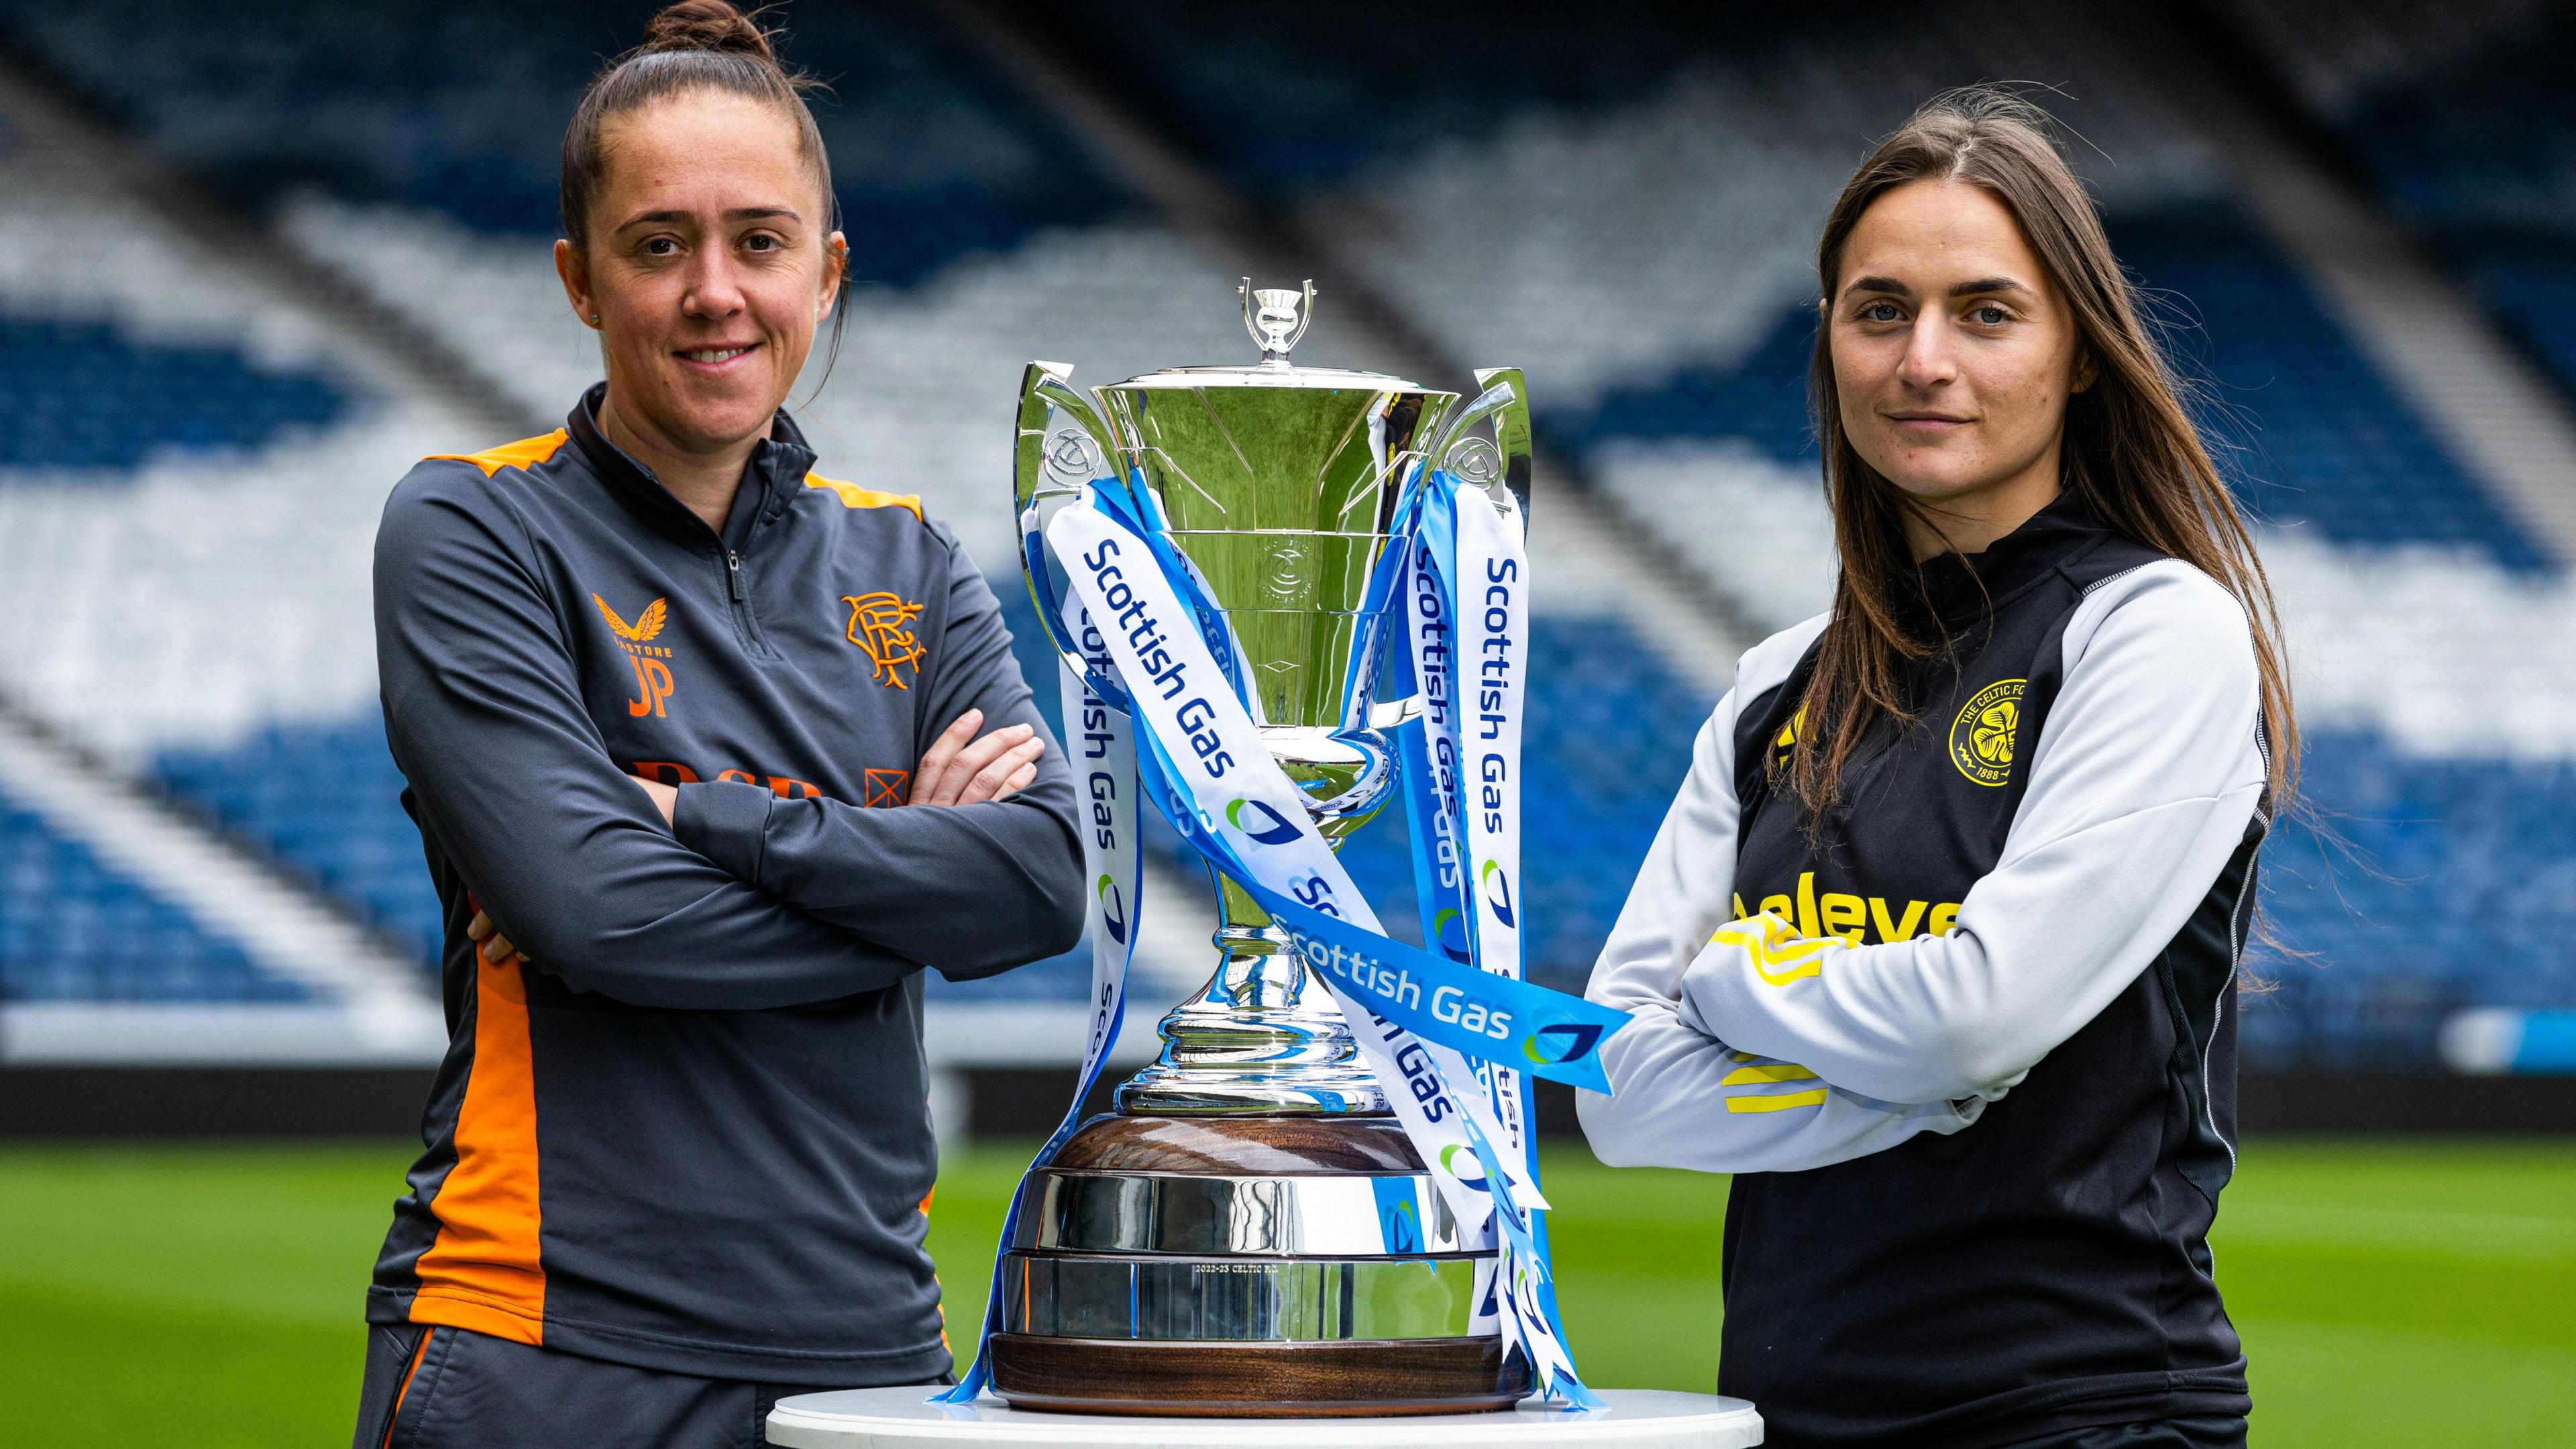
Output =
[
  {"x1": 564, "y1": 382, "x2": 818, "y2": 551},
  {"x1": 1896, "y1": 486, "x2": 2111, "y2": 634}
]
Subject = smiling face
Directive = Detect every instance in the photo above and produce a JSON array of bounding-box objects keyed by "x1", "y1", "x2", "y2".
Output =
[
  {"x1": 1827, "y1": 180, "x2": 2092, "y2": 558},
  {"x1": 555, "y1": 88, "x2": 843, "y2": 459}
]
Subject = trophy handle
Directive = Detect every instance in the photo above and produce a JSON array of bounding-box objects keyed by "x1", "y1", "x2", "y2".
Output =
[
  {"x1": 1014, "y1": 361, "x2": 1129, "y2": 705},
  {"x1": 1424, "y1": 370, "x2": 1531, "y2": 530},
  {"x1": 1472, "y1": 366, "x2": 1534, "y2": 527}
]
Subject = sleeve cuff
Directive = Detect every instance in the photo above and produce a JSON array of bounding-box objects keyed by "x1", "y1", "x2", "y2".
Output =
[{"x1": 673, "y1": 780, "x2": 774, "y2": 885}]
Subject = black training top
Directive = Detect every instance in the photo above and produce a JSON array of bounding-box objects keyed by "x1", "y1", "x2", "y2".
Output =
[
  {"x1": 1720, "y1": 497, "x2": 2261, "y2": 1446},
  {"x1": 1584, "y1": 492, "x2": 2270, "y2": 1448}
]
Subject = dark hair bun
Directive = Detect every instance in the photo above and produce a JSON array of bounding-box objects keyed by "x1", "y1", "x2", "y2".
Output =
[
  {"x1": 561, "y1": 0, "x2": 829, "y2": 250},
  {"x1": 640, "y1": 0, "x2": 778, "y2": 64}
]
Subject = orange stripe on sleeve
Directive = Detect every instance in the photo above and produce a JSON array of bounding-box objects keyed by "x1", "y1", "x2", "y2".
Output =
[{"x1": 409, "y1": 953, "x2": 547, "y2": 1344}]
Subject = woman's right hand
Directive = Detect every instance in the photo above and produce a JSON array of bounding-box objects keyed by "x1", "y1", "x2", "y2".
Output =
[{"x1": 910, "y1": 708, "x2": 1044, "y2": 806}]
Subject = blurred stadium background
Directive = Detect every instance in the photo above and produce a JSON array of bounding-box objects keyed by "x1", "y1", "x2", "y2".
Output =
[{"x1": 0, "y1": 1, "x2": 2572, "y2": 1444}]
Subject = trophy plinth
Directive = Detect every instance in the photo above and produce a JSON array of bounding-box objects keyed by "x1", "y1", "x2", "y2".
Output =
[
  {"x1": 1004, "y1": 280, "x2": 1535, "y2": 1415},
  {"x1": 985, "y1": 1114, "x2": 1531, "y2": 1417}
]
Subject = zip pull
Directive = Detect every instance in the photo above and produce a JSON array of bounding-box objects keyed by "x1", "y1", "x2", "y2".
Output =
[{"x1": 726, "y1": 549, "x2": 745, "y2": 602}]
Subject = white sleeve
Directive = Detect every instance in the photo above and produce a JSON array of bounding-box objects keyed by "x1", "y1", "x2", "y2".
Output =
[
  {"x1": 1678, "y1": 562, "x2": 2269, "y2": 1106},
  {"x1": 1577, "y1": 619, "x2": 1980, "y2": 1175}
]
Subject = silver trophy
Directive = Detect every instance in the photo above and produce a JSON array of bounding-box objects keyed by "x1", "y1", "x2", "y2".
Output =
[
  {"x1": 1016, "y1": 279, "x2": 1529, "y2": 1117},
  {"x1": 1000, "y1": 282, "x2": 1535, "y2": 1415}
]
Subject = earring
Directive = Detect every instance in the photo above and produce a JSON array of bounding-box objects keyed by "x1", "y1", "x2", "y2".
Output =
[{"x1": 589, "y1": 314, "x2": 601, "y2": 325}]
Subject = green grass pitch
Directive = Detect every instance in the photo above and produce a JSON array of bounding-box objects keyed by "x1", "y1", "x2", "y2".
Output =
[{"x1": 1, "y1": 1138, "x2": 2569, "y2": 1446}]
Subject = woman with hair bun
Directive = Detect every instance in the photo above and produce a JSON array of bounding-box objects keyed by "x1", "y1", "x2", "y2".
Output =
[
  {"x1": 1581, "y1": 88, "x2": 2291, "y2": 1449},
  {"x1": 352, "y1": 5, "x2": 1084, "y2": 1444}
]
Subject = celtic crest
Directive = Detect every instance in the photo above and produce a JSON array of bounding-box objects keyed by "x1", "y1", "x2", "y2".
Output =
[{"x1": 1948, "y1": 678, "x2": 2027, "y2": 788}]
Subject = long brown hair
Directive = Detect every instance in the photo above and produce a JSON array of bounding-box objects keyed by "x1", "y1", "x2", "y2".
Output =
[{"x1": 1788, "y1": 86, "x2": 2297, "y2": 819}]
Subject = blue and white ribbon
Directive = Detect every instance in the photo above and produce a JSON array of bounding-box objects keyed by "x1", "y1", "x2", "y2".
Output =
[
  {"x1": 938, "y1": 608, "x2": 1140, "y2": 1405},
  {"x1": 944, "y1": 465, "x2": 1622, "y2": 1409}
]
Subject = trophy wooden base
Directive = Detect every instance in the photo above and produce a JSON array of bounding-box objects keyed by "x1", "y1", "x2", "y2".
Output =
[
  {"x1": 986, "y1": 1114, "x2": 1529, "y2": 1418},
  {"x1": 985, "y1": 1333, "x2": 1530, "y2": 1418},
  {"x1": 1047, "y1": 1111, "x2": 1422, "y2": 1175}
]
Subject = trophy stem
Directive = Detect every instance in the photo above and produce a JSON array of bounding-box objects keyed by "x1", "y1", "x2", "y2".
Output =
[{"x1": 1114, "y1": 867, "x2": 1391, "y2": 1116}]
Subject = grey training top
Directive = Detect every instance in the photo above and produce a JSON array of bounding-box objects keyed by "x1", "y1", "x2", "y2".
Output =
[{"x1": 366, "y1": 387, "x2": 1083, "y2": 1382}]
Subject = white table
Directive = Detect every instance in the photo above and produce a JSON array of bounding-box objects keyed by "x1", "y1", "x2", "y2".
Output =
[{"x1": 765, "y1": 1388, "x2": 1762, "y2": 1448}]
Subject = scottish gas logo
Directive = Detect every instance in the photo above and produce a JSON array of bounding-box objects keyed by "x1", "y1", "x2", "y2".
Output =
[
  {"x1": 1480, "y1": 859, "x2": 1517, "y2": 928},
  {"x1": 1381, "y1": 1196, "x2": 1422, "y2": 1253},
  {"x1": 1432, "y1": 906, "x2": 1473, "y2": 963},
  {"x1": 1095, "y1": 873, "x2": 1126, "y2": 945},
  {"x1": 1438, "y1": 1142, "x2": 1491, "y2": 1193},
  {"x1": 1226, "y1": 797, "x2": 1303, "y2": 845},
  {"x1": 1523, "y1": 1020, "x2": 1606, "y2": 1068}
]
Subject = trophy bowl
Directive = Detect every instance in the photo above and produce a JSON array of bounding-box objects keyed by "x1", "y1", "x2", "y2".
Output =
[{"x1": 999, "y1": 282, "x2": 1534, "y2": 1415}]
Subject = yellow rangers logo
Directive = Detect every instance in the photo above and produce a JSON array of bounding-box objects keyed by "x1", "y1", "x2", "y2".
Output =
[
  {"x1": 1949, "y1": 678, "x2": 2025, "y2": 788},
  {"x1": 841, "y1": 591, "x2": 927, "y2": 689}
]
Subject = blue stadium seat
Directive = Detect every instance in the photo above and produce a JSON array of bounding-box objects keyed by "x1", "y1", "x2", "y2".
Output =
[
  {"x1": 158, "y1": 720, "x2": 443, "y2": 971},
  {"x1": 2448, "y1": 231, "x2": 2576, "y2": 405},
  {"x1": 2330, "y1": 10, "x2": 2576, "y2": 414},
  {"x1": 0, "y1": 315, "x2": 347, "y2": 471},
  {"x1": 1548, "y1": 309, "x2": 1821, "y2": 465},
  {"x1": 2114, "y1": 207, "x2": 2550, "y2": 570},
  {"x1": 0, "y1": 792, "x2": 309, "y2": 1002},
  {"x1": 0, "y1": 0, "x2": 1129, "y2": 285},
  {"x1": 1034, "y1": 2, "x2": 1775, "y2": 197},
  {"x1": 2249, "y1": 733, "x2": 2576, "y2": 1068}
]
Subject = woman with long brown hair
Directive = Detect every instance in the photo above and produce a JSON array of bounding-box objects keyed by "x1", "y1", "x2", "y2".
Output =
[{"x1": 1580, "y1": 89, "x2": 2290, "y2": 1449}]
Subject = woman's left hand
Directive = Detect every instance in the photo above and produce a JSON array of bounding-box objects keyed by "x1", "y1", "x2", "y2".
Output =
[{"x1": 909, "y1": 708, "x2": 1044, "y2": 806}]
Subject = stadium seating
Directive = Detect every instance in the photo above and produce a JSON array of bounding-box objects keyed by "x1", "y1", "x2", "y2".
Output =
[
  {"x1": 2258, "y1": 734, "x2": 2576, "y2": 1067},
  {"x1": 0, "y1": 315, "x2": 346, "y2": 471},
  {"x1": 0, "y1": 23, "x2": 457, "y2": 1007},
  {"x1": 0, "y1": 791, "x2": 308, "y2": 1003},
  {"x1": 0, "y1": 0, "x2": 1124, "y2": 281},
  {"x1": 154, "y1": 720, "x2": 442, "y2": 970},
  {"x1": 4, "y1": 1, "x2": 2571, "y2": 1064},
  {"x1": 2221, "y1": 1, "x2": 2576, "y2": 403}
]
